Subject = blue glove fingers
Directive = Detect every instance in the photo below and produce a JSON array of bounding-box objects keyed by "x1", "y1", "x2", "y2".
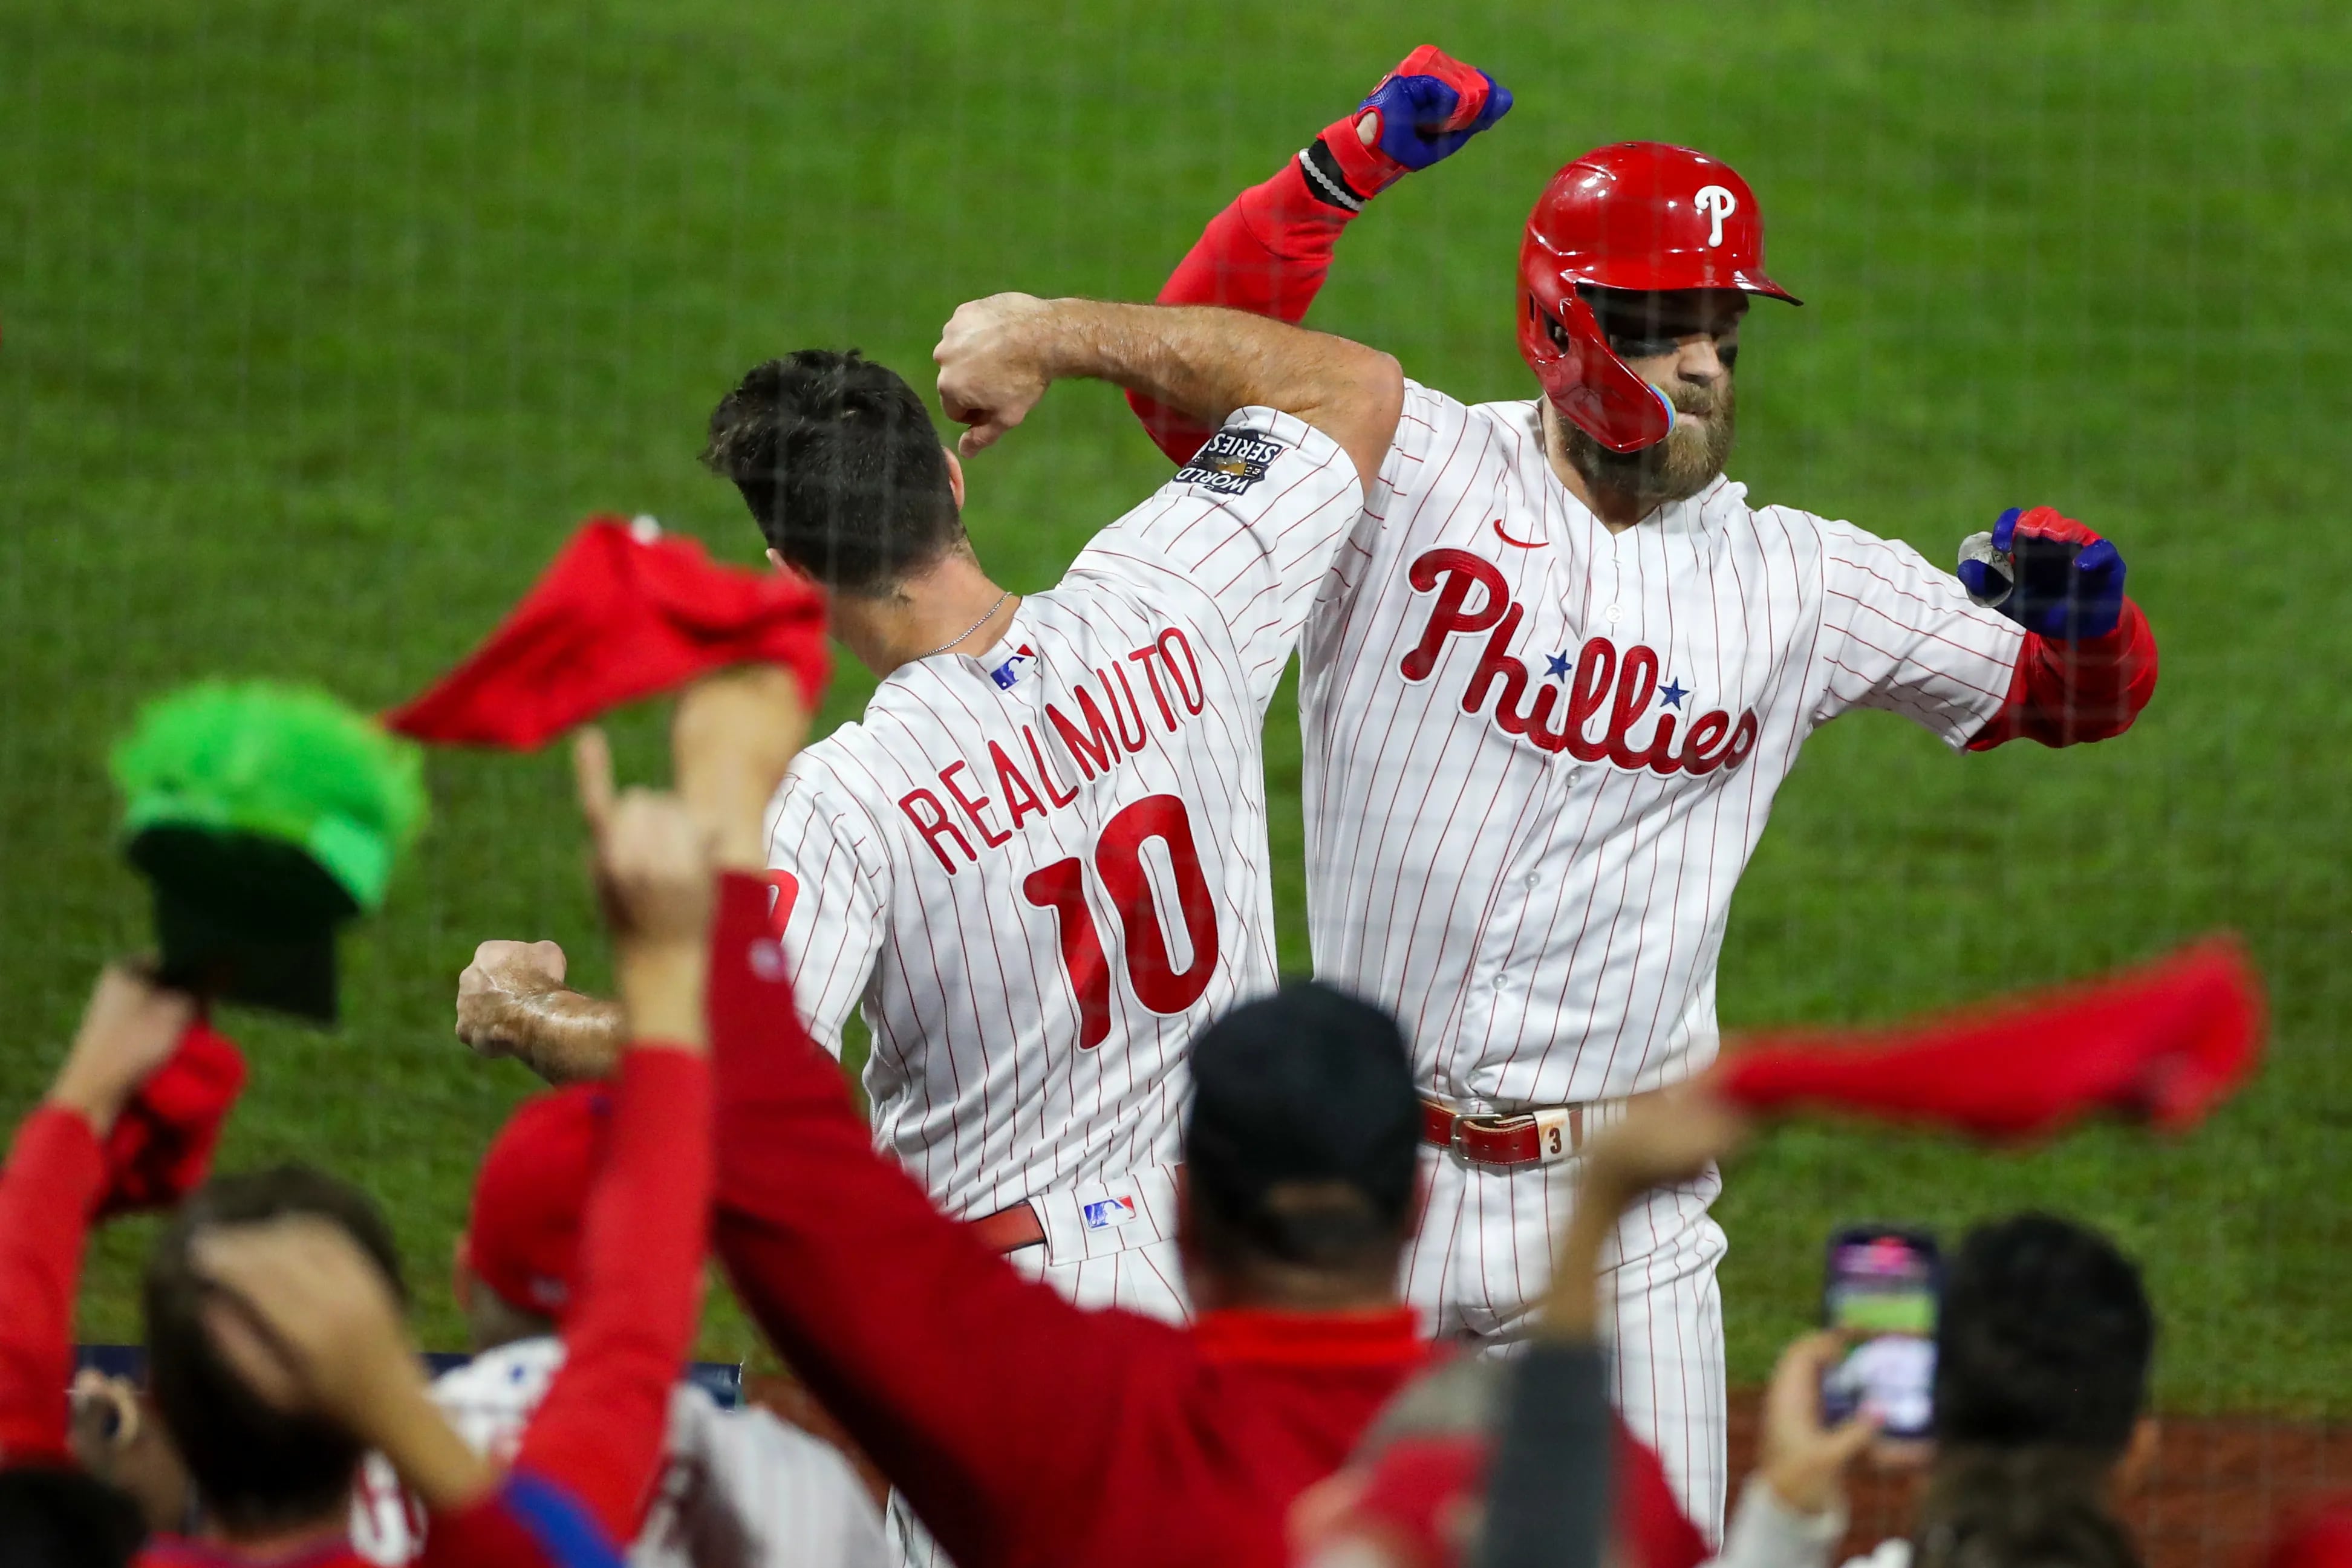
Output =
[
  {"x1": 2074, "y1": 537, "x2": 2123, "y2": 590},
  {"x1": 1956, "y1": 558, "x2": 1999, "y2": 600},
  {"x1": 1361, "y1": 68, "x2": 1508, "y2": 171},
  {"x1": 1398, "y1": 73, "x2": 1465, "y2": 132},
  {"x1": 2071, "y1": 539, "x2": 2125, "y2": 637},
  {"x1": 1471, "y1": 74, "x2": 1514, "y2": 132},
  {"x1": 1991, "y1": 506, "x2": 2023, "y2": 553}
]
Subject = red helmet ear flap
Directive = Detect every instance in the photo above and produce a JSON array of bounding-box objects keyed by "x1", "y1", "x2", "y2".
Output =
[{"x1": 1516, "y1": 283, "x2": 1676, "y2": 455}]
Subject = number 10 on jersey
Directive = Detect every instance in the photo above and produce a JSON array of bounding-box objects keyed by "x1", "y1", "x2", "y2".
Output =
[{"x1": 1021, "y1": 793, "x2": 1221, "y2": 1050}]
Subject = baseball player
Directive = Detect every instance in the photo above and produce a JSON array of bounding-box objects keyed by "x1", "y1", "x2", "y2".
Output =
[
  {"x1": 459, "y1": 317, "x2": 1399, "y2": 1330},
  {"x1": 1104, "y1": 47, "x2": 2160, "y2": 1537}
]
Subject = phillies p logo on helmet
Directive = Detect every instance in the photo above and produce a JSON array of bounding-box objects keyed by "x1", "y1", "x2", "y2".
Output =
[{"x1": 1693, "y1": 184, "x2": 1738, "y2": 248}]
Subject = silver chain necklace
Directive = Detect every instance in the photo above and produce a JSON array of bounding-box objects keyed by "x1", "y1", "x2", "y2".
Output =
[{"x1": 925, "y1": 590, "x2": 1012, "y2": 659}]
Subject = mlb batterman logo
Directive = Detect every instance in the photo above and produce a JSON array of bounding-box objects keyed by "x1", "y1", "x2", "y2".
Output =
[
  {"x1": 1082, "y1": 1196, "x2": 1138, "y2": 1231},
  {"x1": 1177, "y1": 430, "x2": 1283, "y2": 496}
]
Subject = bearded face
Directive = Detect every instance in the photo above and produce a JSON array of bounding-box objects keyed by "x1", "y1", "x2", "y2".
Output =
[
  {"x1": 1554, "y1": 287, "x2": 1748, "y2": 509},
  {"x1": 1560, "y1": 371, "x2": 1738, "y2": 507}
]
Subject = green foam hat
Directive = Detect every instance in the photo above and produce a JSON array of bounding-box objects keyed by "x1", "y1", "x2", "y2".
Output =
[{"x1": 112, "y1": 682, "x2": 427, "y2": 1023}]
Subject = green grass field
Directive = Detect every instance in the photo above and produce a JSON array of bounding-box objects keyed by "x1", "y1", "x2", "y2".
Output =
[{"x1": 3, "y1": 0, "x2": 2347, "y2": 1411}]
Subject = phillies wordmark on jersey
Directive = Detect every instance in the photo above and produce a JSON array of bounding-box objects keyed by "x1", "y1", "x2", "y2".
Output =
[{"x1": 1303, "y1": 382, "x2": 2024, "y2": 1112}]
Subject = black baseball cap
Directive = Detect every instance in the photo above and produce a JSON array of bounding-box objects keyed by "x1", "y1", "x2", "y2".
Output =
[
  {"x1": 1185, "y1": 982, "x2": 1421, "y2": 1263},
  {"x1": 131, "y1": 825, "x2": 357, "y2": 1025}
]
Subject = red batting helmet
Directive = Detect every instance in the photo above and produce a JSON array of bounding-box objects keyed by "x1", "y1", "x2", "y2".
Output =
[{"x1": 1517, "y1": 142, "x2": 1801, "y2": 453}]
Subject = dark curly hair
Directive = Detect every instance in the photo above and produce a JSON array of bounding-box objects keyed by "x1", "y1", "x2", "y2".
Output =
[{"x1": 702, "y1": 349, "x2": 964, "y2": 596}]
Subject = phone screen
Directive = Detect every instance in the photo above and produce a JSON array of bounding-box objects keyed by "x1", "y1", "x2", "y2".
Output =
[{"x1": 1820, "y1": 1226, "x2": 1940, "y2": 1440}]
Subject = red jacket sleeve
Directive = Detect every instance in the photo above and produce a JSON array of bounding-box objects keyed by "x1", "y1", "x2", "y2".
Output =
[
  {"x1": 0, "y1": 1106, "x2": 107, "y2": 1466},
  {"x1": 1968, "y1": 599, "x2": 2157, "y2": 750},
  {"x1": 422, "y1": 1471, "x2": 627, "y2": 1568},
  {"x1": 511, "y1": 1047, "x2": 711, "y2": 1543},
  {"x1": 706, "y1": 873, "x2": 1183, "y2": 1568},
  {"x1": 1127, "y1": 152, "x2": 1366, "y2": 465}
]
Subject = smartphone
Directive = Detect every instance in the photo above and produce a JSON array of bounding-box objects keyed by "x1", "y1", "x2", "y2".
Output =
[{"x1": 1820, "y1": 1225, "x2": 1940, "y2": 1440}]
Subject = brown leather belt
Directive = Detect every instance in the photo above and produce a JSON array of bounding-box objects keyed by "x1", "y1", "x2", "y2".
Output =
[
  {"x1": 970, "y1": 1200, "x2": 1047, "y2": 1254},
  {"x1": 1421, "y1": 1097, "x2": 1591, "y2": 1168}
]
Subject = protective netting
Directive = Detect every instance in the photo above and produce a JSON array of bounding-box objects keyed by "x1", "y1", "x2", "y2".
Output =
[{"x1": 1, "y1": 3, "x2": 2343, "y2": 1562}]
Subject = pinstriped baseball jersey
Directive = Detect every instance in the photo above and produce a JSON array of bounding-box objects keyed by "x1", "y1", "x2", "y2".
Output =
[
  {"x1": 762, "y1": 406, "x2": 1361, "y2": 1231},
  {"x1": 1297, "y1": 382, "x2": 2025, "y2": 1108}
]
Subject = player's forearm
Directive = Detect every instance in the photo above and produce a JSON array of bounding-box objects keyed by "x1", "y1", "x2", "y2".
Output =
[
  {"x1": 494, "y1": 989, "x2": 628, "y2": 1084},
  {"x1": 1037, "y1": 299, "x2": 1400, "y2": 490},
  {"x1": 1038, "y1": 299, "x2": 1364, "y2": 426}
]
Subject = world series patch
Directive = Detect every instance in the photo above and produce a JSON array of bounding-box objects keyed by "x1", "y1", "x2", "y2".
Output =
[{"x1": 1177, "y1": 430, "x2": 1284, "y2": 496}]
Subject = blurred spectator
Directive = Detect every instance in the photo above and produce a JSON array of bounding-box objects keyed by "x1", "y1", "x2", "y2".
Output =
[
  {"x1": 0, "y1": 1463, "x2": 148, "y2": 1568},
  {"x1": 145, "y1": 1163, "x2": 416, "y2": 1540},
  {"x1": 1712, "y1": 1213, "x2": 2155, "y2": 1568},
  {"x1": 0, "y1": 719, "x2": 722, "y2": 1567},
  {"x1": 351, "y1": 1075, "x2": 887, "y2": 1568},
  {"x1": 68, "y1": 1367, "x2": 192, "y2": 1537},
  {"x1": 1290, "y1": 1089, "x2": 1746, "y2": 1568}
]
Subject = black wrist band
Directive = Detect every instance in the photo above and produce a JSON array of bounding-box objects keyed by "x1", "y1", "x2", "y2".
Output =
[{"x1": 1300, "y1": 136, "x2": 1368, "y2": 212}]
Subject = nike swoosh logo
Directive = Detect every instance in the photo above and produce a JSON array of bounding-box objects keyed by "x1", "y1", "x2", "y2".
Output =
[{"x1": 1493, "y1": 519, "x2": 1546, "y2": 549}]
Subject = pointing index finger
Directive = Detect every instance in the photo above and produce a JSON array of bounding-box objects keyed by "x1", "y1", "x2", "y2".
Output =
[{"x1": 573, "y1": 727, "x2": 616, "y2": 841}]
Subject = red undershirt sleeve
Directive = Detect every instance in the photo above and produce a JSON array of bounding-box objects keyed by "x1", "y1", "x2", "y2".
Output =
[
  {"x1": 1127, "y1": 152, "x2": 1366, "y2": 466},
  {"x1": 706, "y1": 873, "x2": 1181, "y2": 1568},
  {"x1": 0, "y1": 1107, "x2": 106, "y2": 1466},
  {"x1": 422, "y1": 1471, "x2": 633, "y2": 1568},
  {"x1": 1968, "y1": 598, "x2": 2158, "y2": 750},
  {"x1": 511, "y1": 1046, "x2": 712, "y2": 1543}
]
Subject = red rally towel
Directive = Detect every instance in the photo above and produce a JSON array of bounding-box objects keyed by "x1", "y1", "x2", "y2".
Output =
[
  {"x1": 385, "y1": 516, "x2": 830, "y2": 749},
  {"x1": 1718, "y1": 938, "x2": 2262, "y2": 1139},
  {"x1": 98, "y1": 1018, "x2": 247, "y2": 1220}
]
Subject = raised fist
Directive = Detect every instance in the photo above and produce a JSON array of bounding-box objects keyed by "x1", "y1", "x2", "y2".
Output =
[
  {"x1": 936, "y1": 292, "x2": 1059, "y2": 458},
  {"x1": 455, "y1": 939, "x2": 568, "y2": 1058},
  {"x1": 1354, "y1": 45, "x2": 1513, "y2": 176},
  {"x1": 1957, "y1": 506, "x2": 2126, "y2": 642}
]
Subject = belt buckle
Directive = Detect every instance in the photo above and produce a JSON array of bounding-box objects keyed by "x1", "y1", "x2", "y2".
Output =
[{"x1": 1445, "y1": 1110, "x2": 1473, "y2": 1158}]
